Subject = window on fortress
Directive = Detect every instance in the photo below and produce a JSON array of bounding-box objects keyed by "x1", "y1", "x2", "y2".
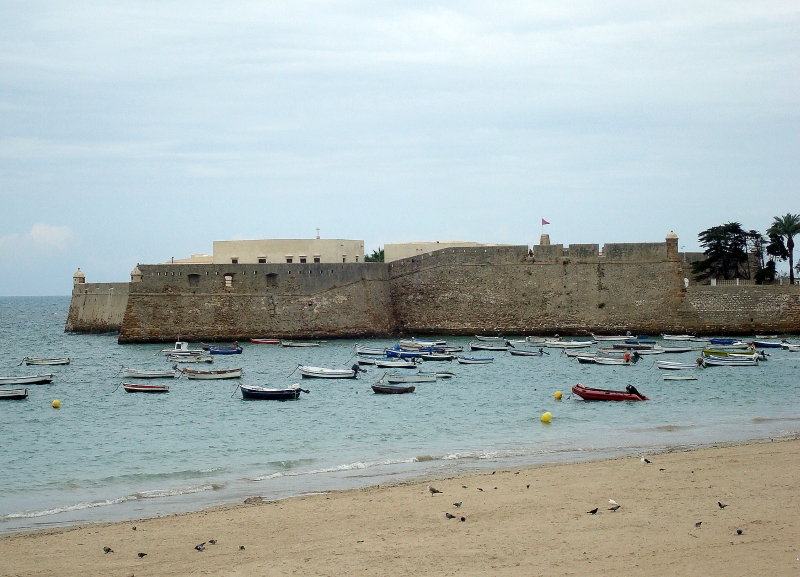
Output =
[
  {"x1": 286, "y1": 258, "x2": 293, "y2": 264},
  {"x1": 314, "y1": 257, "x2": 320, "y2": 263},
  {"x1": 258, "y1": 258, "x2": 266, "y2": 264},
  {"x1": 355, "y1": 256, "x2": 359, "y2": 262},
  {"x1": 300, "y1": 257, "x2": 307, "y2": 264},
  {"x1": 342, "y1": 256, "x2": 347, "y2": 263},
  {"x1": 231, "y1": 258, "x2": 238, "y2": 264}
]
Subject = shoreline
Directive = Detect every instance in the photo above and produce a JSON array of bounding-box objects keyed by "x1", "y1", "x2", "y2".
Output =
[{"x1": 2, "y1": 437, "x2": 798, "y2": 576}]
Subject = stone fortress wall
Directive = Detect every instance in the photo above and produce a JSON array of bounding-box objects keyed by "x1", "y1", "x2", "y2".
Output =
[{"x1": 66, "y1": 235, "x2": 800, "y2": 342}]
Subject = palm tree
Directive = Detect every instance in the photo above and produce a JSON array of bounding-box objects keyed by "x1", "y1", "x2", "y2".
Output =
[{"x1": 768, "y1": 213, "x2": 800, "y2": 285}]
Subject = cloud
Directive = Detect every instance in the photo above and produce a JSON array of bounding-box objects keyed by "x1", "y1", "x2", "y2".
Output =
[{"x1": 0, "y1": 223, "x2": 76, "y2": 256}]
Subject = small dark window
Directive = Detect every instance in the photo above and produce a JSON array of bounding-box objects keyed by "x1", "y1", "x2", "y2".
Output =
[
  {"x1": 314, "y1": 257, "x2": 320, "y2": 263},
  {"x1": 300, "y1": 257, "x2": 307, "y2": 264},
  {"x1": 188, "y1": 274, "x2": 200, "y2": 287},
  {"x1": 266, "y1": 273, "x2": 279, "y2": 288},
  {"x1": 342, "y1": 257, "x2": 346, "y2": 263},
  {"x1": 258, "y1": 258, "x2": 266, "y2": 264},
  {"x1": 286, "y1": 258, "x2": 293, "y2": 264},
  {"x1": 231, "y1": 258, "x2": 238, "y2": 264}
]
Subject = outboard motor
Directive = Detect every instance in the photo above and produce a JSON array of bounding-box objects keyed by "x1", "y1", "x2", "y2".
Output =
[
  {"x1": 351, "y1": 363, "x2": 362, "y2": 374},
  {"x1": 626, "y1": 384, "x2": 643, "y2": 398}
]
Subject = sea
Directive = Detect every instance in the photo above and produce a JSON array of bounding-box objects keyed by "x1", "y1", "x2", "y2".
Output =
[{"x1": 1, "y1": 296, "x2": 798, "y2": 534}]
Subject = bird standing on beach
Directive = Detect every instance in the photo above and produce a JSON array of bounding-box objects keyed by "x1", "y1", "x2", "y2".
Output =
[
  {"x1": 427, "y1": 485, "x2": 442, "y2": 496},
  {"x1": 718, "y1": 502, "x2": 728, "y2": 509},
  {"x1": 209, "y1": 539, "x2": 217, "y2": 545},
  {"x1": 103, "y1": 547, "x2": 113, "y2": 554},
  {"x1": 608, "y1": 504, "x2": 620, "y2": 512},
  {"x1": 587, "y1": 508, "x2": 598, "y2": 515},
  {"x1": 445, "y1": 512, "x2": 456, "y2": 519},
  {"x1": 453, "y1": 502, "x2": 462, "y2": 508},
  {"x1": 195, "y1": 542, "x2": 206, "y2": 552},
  {"x1": 477, "y1": 487, "x2": 484, "y2": 492},
  {"x1": 641, "y1": 457, "x2": 651, "y2": 464},
  {"x1": 137, "y1": 552, "x2": 147, "y2": 558},
  {"x1": 695, "y1": 522, "x2": 702, "y2": 528}
]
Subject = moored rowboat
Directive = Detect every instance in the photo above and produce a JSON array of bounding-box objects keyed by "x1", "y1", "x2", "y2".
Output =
[
  {"x1": 298, "y1": 365, "x2": 358, "y2": 379},
  {"x1": 456, "y1": 356, "x2": 494, "y2": 364},
  {"x1": 385, "y1": 372, "x2": 437, "y2": 383},
  {"x1": 240, "y1": 383, "x2": 308, "y2": 400},
  {"x1": 0, "y1": 374, "x2": 55, "y2": 385},
  {"x1": 21, "y1": 357, "x2": 70, "y2": 366},
  {"x1": 250, "y1": 338, "x2": 280, "y2": 345},
  {"x1": 122, "y1": 383, "x2": 169, "y2": 393},
  {"x1": 372, "y1": 384, "x2": 415, "y2": 394},
  {"x1": 0, "y1": 388, "x2": 29, "y2": 400},
  {"x1": 571, "y1": 383, "x2": 649, "y2": 401},
  {"x1": 183, "y1": 368, "x2": 243, "y2": 380},
  {"x1": 121, "y1": 368, "x2": 179, "y2": 379}
]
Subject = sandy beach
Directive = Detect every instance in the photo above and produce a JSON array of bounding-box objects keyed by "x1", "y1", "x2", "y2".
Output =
[{"x1": 1, "y1": 438, "x2": 798, "y2": 576}]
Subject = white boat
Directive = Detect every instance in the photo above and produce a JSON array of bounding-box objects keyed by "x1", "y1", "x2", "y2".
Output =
[
  {"x1": 508, "y1": 348, "x2": 547, "y2": 357},
  {"x1": 701, "y1": 356, "x2": 758, "y2": 367},
  {"x1": 474, "y1": 335, "x2": 505, "y2": 342},
  {"x1": 281, "y1": 341, "x2": 321, "y2": 347},
  {"x1": 420, "y1": 352, "x2": 456, "y2": 361},
  {"x1": 0, "y1": 374, "x2": 55, "y2": 385},
  {"x1": 385, "y1": 372, "x2": 437, "y2": 383},
  {"x1": 564, "y1": 348, "x2": 595, "y2": 357},
  {"x1": 21, "y1": 357, "x2": 70, "y2": 366},
  {"x1": 434, "y1": 371, "x2": 455, "y2": 378},
  {"x1": 469, "y1": 341, "x2": 509, "y2": 351},
  {"x1": 784, "y1": 344, "x2": 800, "y2": 352},
  {"x1": 545, "y1": 340, "x2": 594, "y2": 349},
  {"x1": 663, "y1": 375, "x2": 698, "y2": 381},
  {"x1": 594, "y1": 357, "x2": 632, "y2": 365},
  {"x1": 355, "y1": 345, "x2": 387, "y2": 356},
  {"x1": 121, "y1": 368, "x2": 179, "y2": 379},
  {"x1": 167, "y1": 355, "x2": 213, "y2": 363},
  {"x1": 160, "y1": 342, "x2": 204, "y2": 355},
  {"x1": 632, "y1": 346, "x2": 665, "y2": 356},
  {"x1": 298, "y1": 365, "x2": 358, "y2": 379},
  {"x1": 656, "y1": 360, "x2": 700, "y2": 370},
  {"x1": 398, "y1": 338, "x2": 447, "y2": 349},
  {"x1": 184, "y1": 367, "x2": 243, "y2": 380},
  {"x1": 526, "y1": 336, "x2": 556, "y2": 344},
  {"x1": 0, "y1": 388, "x2": 29, "y2": 400},
  {"x1": 591, "y1": 334, "x2": 631, "y2": 341},
  {"x1": 356, "y1": 355, "x2": 377, "y2": 365},
  {"x1": 456, "y1": 356, "x2": 494, "y2": 364},
  {"x1": 375, "y1": 359, "x2": 419, "y2": 368},
  {"x1": 661, "y1": 334, "x2": 694, "y2": 341}
]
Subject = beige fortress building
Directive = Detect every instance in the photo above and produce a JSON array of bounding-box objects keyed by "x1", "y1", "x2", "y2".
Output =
[{"x1": 171, "y1": 238, "x2": 365, "y2": 265}]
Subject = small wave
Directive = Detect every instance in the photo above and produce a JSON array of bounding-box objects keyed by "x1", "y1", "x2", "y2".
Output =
[
  {"x1": 651, "y1": 424, "x2": 698, "y2": 432},
  {"x1": 250, "y1": 457, "x2": 418, "y2": 482},
  {"x1": 0, "y1": 483, "x2": 224, "y2": 522},
  {"x1": 751, "y1": 416, "x2": 800, "y2": 424}
]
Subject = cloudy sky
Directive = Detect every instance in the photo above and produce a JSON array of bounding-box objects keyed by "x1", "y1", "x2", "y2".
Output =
[{"x1": 1, "y1": 1, "x2": 797, "y2": 295}]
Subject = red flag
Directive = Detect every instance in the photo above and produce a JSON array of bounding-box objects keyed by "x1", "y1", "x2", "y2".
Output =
[{"x1": 542, "y1": 219, "x2": 550, "y2": 226}]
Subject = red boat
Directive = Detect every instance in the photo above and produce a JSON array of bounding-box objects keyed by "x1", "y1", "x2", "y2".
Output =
[
  {"x1": 571, "y1": 383, "x2": 649, "y2": 401},
  {"x1": 250, "y1": 338, "x2": 280, "y2": 345},
  {"x1": 123, "y1": 383, "x2": 170, "y2": 393}
]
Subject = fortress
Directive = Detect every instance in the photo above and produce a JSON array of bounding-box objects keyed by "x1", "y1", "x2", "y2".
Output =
[{"x1": 66, "y1": 233, "x2": 800, "y2": 342}]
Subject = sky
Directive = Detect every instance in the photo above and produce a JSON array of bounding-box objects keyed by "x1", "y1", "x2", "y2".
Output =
[{"x1": 0, "y1": 1, "x2": 798, "y2": 295}]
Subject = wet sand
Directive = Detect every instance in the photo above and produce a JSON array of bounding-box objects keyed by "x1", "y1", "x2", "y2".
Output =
[{"x1": 1, "y1": 438, "x2": 798, "y2": 576}]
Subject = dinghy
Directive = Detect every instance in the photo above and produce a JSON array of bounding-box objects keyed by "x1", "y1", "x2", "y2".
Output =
[
  {"x1": 281, "y1": 341, "x2": 320, "y2": 347},
  {"x1": 509, "y1": 348, "x2": 547, "y2": 357},
  {"x1": 0, "y1": 388, "x2": 29, "y2": 400},
  {"x1": 122, "y1": 383, "x2": 170, "y2": 393},
  {"x1": 469, "y1": 341, "x2": 509, "y2": 351},
  {"x1": 121, "y1": 368, "x2": 179, "y2": 379},
  {"x1": 298, "y1": 365, "x2": 358, "y2": 379},
  {"x1": 250, "y1": 338, "x2": 280, "y2": 345},
  {"x1": 456, "y1": 356, "x2": 494, "y2": 364},
  {"x1": 21, "y1": 357, "x2": 70, "y2": 366},
  {"x1": 385, "y1": 372, "x2": 437, "y2": 383},
  {"x1": 0, "y1": 374, "x2": 55, "y2": 385},
  {"x1": 240, "y1": 383, "x2": 308, "y2": 400},
  {"x1": 375, "y1": 359, "x2": 420, "y2": 369},
  {"x1": 663, "y1": 375, "x2": 698, "y2": 381},
  {"x1": 571, "y1": 383, "x2": 649, "y2": 401},
  {"x1": 183, "y1": 367, "x2": 243, "y2": 380},
  {"x1": 167, "y1": 354, "x2": 213, "y2": 363},
  {"x1": 371, "y1": 383, "x2": 415, "y2": 394},
  {"x1": 656, "y1": 360, "x2": 699, "y2": 370},
  {"x1": 209, "y1": 345, "x2": 243, "y2": 355}
]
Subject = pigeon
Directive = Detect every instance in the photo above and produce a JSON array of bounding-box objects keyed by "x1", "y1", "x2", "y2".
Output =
[
  {"x1": 477, "y1": 487, "x2": 484, "y2": 492},
  {"x1": 462, "y1": 485, "x2": 468, "y2": 489},
  {"x1": 695, "y1": 522, "x2": 702, "y2": 528},
  {"x1": 209, "y1": 539, "x2": 217, "y2": 545},
  {"x1": 641, "y1": 457, "x2": 651, "y2": 464},
  {"x1": 608, "y1": 499, "x2": 618, "y2": 506},
  {"x1": 239, "y1": 545, "x2": 246, "y2": 550},
  {"x1": 736, "y1": 529, "x2": 743, "y2": 535},
  {"x1": 427, "y1": 485, "x2": 442, "y2": 496},
  {"x1": 137, "y1": 552, "x2": 147, "y2": 558},
  {"x1": 195, "y1": 542, "x2": 206, "y2": 552},
  {"x1": 659, "y1": 468, "x2": 665, "y2": 471},
  {"x1": 445, "y1": 512, "x2": 456, "y2": 519},
  {"x1": 718, "y1": 502, "x2": 728, "y2": 509},
  {"x1": 453, "y1": 502, "x2": 462, "y2": 508},
  {"x1": 460, "y1": 516, "x2": 466, "y2": 522},
  {"x1": 608, "y1": 504, "x2": 620, "y2": 512},
  {"x1": 526, "y1": 484, "x2": 530, "y2": 489},
  {"x1": 587, "y1": 508, "x2": 598, "y2": 515},
  {"x1": 103, "y1": 547, "x2": 114, "y2": 554},
  {"x1": 132, "y1": 526, "x2": 137, "y2": 531},
  {"x1": 492, "y1": 471, "x2": 496, "y2": 475}
]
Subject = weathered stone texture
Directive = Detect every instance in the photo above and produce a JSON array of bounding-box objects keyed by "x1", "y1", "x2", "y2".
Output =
[{"x1": 65, "y1": 283, "x2": 129, "y2": 333}]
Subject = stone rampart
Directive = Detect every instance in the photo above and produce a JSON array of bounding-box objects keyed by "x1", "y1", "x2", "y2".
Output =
[
  {"x1": 65, "y1": 282, "x2": 130, "y2": 333},
  {"x1": 117, "y1": 263, "x2": 393, "y2": 343},
  {"x1": 67, "y1": 243, "x2": 800, "y2": 342}
]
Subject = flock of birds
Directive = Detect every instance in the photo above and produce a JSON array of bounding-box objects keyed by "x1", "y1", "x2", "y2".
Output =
[{"x1": 102, "y1": 525, "x2": 243, "y2": 559}]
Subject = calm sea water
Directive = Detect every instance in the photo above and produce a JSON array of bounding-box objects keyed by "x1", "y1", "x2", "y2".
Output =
[{"x1": 1, "y1": 296, "x2": 798, "y2": 533}]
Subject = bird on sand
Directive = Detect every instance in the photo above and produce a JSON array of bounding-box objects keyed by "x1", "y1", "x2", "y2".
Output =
[
  {"x1": 718, "y1": 502, "x2": 728, "y2": 509},
  {"x1": 445, "y1": 513, "x2": 456, "y2": 519},
  {"x1": 460, "y1": 516, "x2": 466, "y2": 522},
  {"x1": 477, "y1": 487, "x2": 484, "y2": 492},
  {"x1": 608, "y1": 504, "x2": 621, "y2": 512},
  {"x1": 695, "y1": 522, "x2": 702, "y2": 528},
  {"x1": 209, "y1": 539, "x2": 217, "y2": 545},
  {"x1": 195, "y1": 542, "x2": 206, "y2": 552},
  {"x1": 462, "y1": 485, "x2": 468, "y2": 489},
  {"x1": 427, "y1": 485, "x2": 442, "y2": 496},
  {"x1": 736, "y1": 529, "x2": 743, "y2": 535},
  {"x1": 641, "y1": 457, "x2": 651, "y2": 464},
  {"x1": 239, "y1": 545, "x2": 246, "y2": 551},
  {"x1": 608, "y1": 499, "x2": 618, "y2": 506},
  {"x1": 137, "y1": 552, "x2": 147, "y2": 558},
  {"x1": 103, "y1": 547, "x2": 113, "y2": 554},
  {"x1": 453, "y1": 502, "x2": 462, "y2": 508},
  {"x1": 132, "y1": 526, "x2": 137, "y2": 531},
  {"x1": 587, "y1": 508, "x2": 598, "y2": 515},
  {"x1": 526, "y1": 484, "x2": 530, "y2": 489}
]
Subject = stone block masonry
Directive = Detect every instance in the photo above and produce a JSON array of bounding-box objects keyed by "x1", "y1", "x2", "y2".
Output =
[
  {"x1": 65, "y1": 282, "x2": 129, "y2": 333},
  {"x1": 67, "y1": 241, "x2": 800, "y2": 342}
]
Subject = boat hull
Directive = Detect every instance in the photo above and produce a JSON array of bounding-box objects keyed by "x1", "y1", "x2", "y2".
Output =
[
  {"x1": 571, "y1": 384, "x2": 649, "y2": 401},
  {"x1": 0, "y1": 374, "x2": 55, "y2": 385},
  {"x1": 184, "y1": 368, "x2": 243, "y2": 380},
  {"x1": 372, "y1": 384, "x2": 415, "y2": 394},
  {"x1": 0, "y1": 388, "x2": 29, "y2": 400},
  {"x1": 122, "y1": 383, "x2": 170, "y2": 393},
  {"x1": 22, "y1": 357, "x2": 70, "y2": 365},
  {"x1": 250, "y1": 339, "x2": 280, "y2": 345},
  {"x1": 240, "y1": 384, "x2": 303, "y2": 400},
  {"x1": 298, "y1": 366, "x2": 357, "y2": 379}
]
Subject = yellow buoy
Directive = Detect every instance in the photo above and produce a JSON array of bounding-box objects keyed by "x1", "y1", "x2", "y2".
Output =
[
  {"x1": 541, "y1": 411, "x2": 552, "y2": 423},
  {"x1": 554, "y1": 391, "x2": 562, "y2": 400},
  {"x1": 52, "y1": 399, "x2": 61, "y2": 409}
]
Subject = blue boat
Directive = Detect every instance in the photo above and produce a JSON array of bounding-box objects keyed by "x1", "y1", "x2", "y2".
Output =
[
  {"x1": 209, "y1": 346, "x2": 243, "y2": 355},
  {"x1": 709, "y1": 338, "x2": 735, "y2": 345},
  {"x1": 386, "y1": 346, "x2": 422, "y2": 359},
  {"x1": 752, "y1": 340, "x2": 784, "y2": 349}
]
